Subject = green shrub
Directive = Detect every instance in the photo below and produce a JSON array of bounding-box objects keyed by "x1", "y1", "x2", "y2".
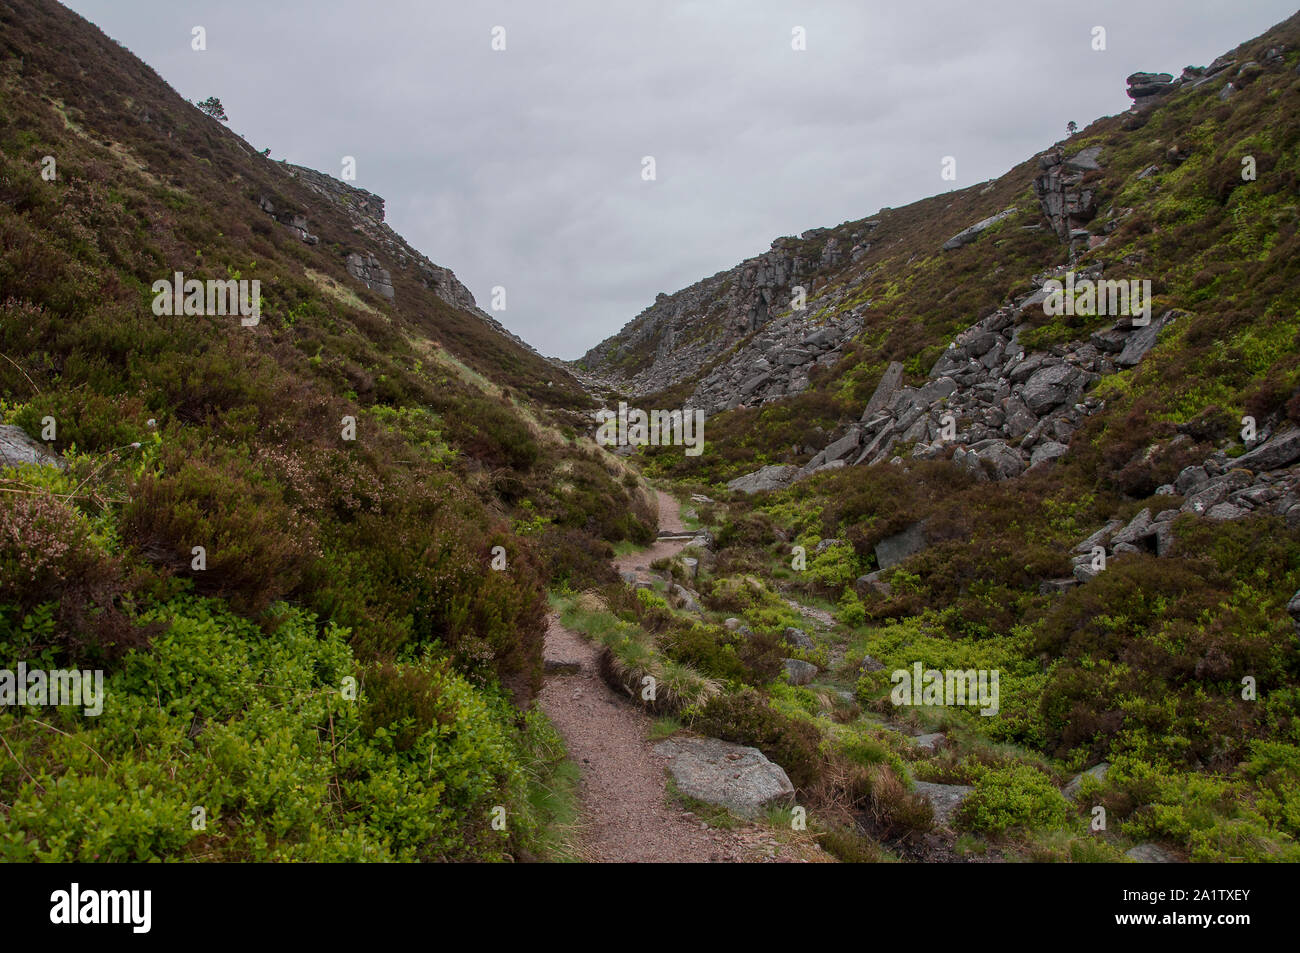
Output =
[{"x1": 957, "y1": 764, "x2": 1071, "y2": 834}]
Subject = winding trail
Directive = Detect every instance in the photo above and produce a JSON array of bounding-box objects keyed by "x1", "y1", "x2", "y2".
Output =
[{"x1": 537, "y1": 489, "x2": 776, "y2": 862}]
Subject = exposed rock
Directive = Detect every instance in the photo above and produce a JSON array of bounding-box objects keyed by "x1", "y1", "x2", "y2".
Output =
[
  {"x1": 1126, "y1": 72, "x2": 1176, "y2": 99},
  {"x1": 1236, "y1": 428, "x2": 1300, "y2": 472},
  {"x1": 822, "y1": 429, "x2": 861, "y2": 463},
  {"x1": 726, "y1": 464, "x2": 799, "y2": 495},
  {"x1": 1114, "y1": 311, "x2": 1176, "y2": 367},
  {"x1": 875, "y1": 521, "x2": 927, "y2": 569},
  {"x1": 861, "y1": 361, "x2": 905, "y2": 420},
  {"x1": 1029, "y1": 440, "x2": 1069, "y2": 468},
  {"x1": 859, "y1": 654, "x2": 886, "y2": 673},
  {"x1": 1035, "y1": 151, "x2": 1100, "y2": 242},
  {"x1": 1021, "y1": 363, "x2": 1079, "y2": 414},
  {"x1": 913, "y1": 732, "x2": 945, "y2": 750},
  {"x1": 1064, "y1": 145, "x2": 1103, "y2": 171},
  {"x1": 783, "y1": 659, "x2": 818, "y2": 685},
  {"x1": 345, "y1": 251, "x2": 395, "y2": 299},
  {"x1": 1063, "y1": 762, "x2": 1110, "y2": 801},
  {"x1": 654, "y1": 737, "x2": 796, "y2": 819},
  {"x1": 0, "y1": 425, "x2": 65, "y2": 470},
  {"x1": 912, "y1": 781, "x2": 972, "y2": 828},
  {"x1": 1125, "y1": 843, "x2": 1178, "y2": 863},
  {"x1": 1111, "y1": 508, "x2": 1153, "y2": 546},
  {"x1": 942, "y1": 207, "x2": 1017, "y2": 251},
  {"x1": 783, "y1": 627, "x2": 815, "y2": 651}
]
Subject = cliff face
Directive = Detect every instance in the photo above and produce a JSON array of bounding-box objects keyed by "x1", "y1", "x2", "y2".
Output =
[{"x1": 576, "y1": 226, "x2": 870, "y2": 407}]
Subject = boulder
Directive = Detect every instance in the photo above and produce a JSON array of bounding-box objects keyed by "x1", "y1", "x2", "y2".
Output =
[
  {"x1": 857, "y1": 571, "x2": 892, "y2": 597},
  {"x1": 976, "y1": 440, "x2": 1025, "y2": 480},
  {"x1": 783, "y1": 627, "x2": 815, "y2": 651},
  {"x1": 726, "y1": 464, "x2": 799, "y2": 495},
  {"x1": 0, "y1": 425, "x2": 65, "y2": 470},
  {"x1": 654, "y1": 737, "x2": 795, "y2": 819},
  {"x1": 1125, "y1": 843, "x2": 1178, "y2": 863},
  {"x1": 1029, "y1": 440, "x2": 1069, "y2": 468},
  {"x1": 942, "y1": 207, "x2": 1017, "y2": 251},
  {"x1": 912, "y1": 781, "x2": 972, "y2": 828},
  {"x1": 783, "y1": 659, "x2": 818, "y2": 685},
  {"x1": 1235, "y1": 428, "x2": 1300, "y2": 472},
  {"x1": 875, "y1": 521, "x2": 927, "y2": 569},
  {"x1": 1114, "y1": 311, "x2": 1174, "y2": 368},
  {"x1": 822, "y1": 429, "x2": 861, "y2": 463},
  {"x1": 1205, "y1": 502, "x2": 1249, "y2": 521},
  {"x1": 859, "y1": 654, "x2": 886, "y2": 673},
  {"x1": 1021, "y1": 363, "x2": 1079, "y2": 414},
  {"x1": 861, "y1": 361, "x2": 905, "y2": 420},
  {"x1": 913, "y1": 732, "x2": 945, "y2": 750},
  {"x1": 1174, "y1": 465, "x2": 1210, "y2": 495},
  {"x1": 1063, "y1": 762, "x2": 1110, "y2": 801},
  {"x1": 670, "y1": 584, "x2": 703, "y2": 614},
  {"x1": 1111, "y1": 508, "x2": 1153, "y2": 546}
]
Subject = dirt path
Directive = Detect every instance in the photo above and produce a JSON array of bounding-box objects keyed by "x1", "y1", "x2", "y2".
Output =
[
  {"x1": 612, "y1": 489, "x2": 690, "y2": 581},
  {"x1": 538, "y1": 487, "x2": 775, "y2": 862}
]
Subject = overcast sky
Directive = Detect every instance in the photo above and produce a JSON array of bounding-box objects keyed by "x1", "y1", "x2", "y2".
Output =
[{"x1": 63, "y1": 0, "x2": 1296, "y2": 358}]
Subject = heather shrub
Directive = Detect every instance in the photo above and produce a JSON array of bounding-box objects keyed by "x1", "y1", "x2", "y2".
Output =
[
  {"x1": 0, "y1": 485, "x2": 149, "y2": 664},
  {"x1": 120, "y1": 440, "x2": 314, "y2": 615},
  {"x1": 691, "y1": 688, "x2": 824, "y2": 789}
]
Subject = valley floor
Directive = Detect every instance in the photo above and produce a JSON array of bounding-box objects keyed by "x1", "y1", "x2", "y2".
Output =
[{"x1": 538, "y1": 490, "x2": 819, "y2": 862}]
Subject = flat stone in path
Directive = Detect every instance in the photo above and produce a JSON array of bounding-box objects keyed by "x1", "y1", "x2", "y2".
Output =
[
  {"x1": 654, "y1": 737, "x2": 795, "y2": 819},
  {"x1": 1125, "y1": 843, "x2": 1178, "y2": 863},
  {"x1": 913, "y1": 781, "x2": 972, "y2": 829}
]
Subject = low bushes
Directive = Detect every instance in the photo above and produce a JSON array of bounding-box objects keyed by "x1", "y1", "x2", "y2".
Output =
[{"x1": 690, "y1": 688, "x2": 824, "y2": 789}]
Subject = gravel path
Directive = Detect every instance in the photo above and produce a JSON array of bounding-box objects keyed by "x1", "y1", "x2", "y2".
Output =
[
  {"x1": 612, "y1": 489, "x2": 689, "y2": 581},
  {"x1": 538, "y1": 487, "x2": 776, "y2": 862}
]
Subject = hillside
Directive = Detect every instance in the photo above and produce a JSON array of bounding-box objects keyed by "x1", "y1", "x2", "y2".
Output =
[
  {"x1": 0, "y1": 0, "x2": 654, "y2": 861},
  {"x1": 3, "y1": 0, "x2": 1299, "y2": 868},
  {"x1": 572, "y1": 14, "x2": 1300, "y2": 861}
]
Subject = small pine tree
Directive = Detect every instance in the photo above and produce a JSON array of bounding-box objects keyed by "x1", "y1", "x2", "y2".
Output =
[
  {"x1": 1066, "y1": 120, "x2": 1078, "y2": 136},
  {"x1": 196, "y1": 97, "x2": 228, "y2": 122}
]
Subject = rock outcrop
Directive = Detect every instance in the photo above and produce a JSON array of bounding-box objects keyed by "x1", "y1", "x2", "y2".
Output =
[
  {"x1": 1034, "y1": 148, "x2": 1101, "y2": 243},
  {"x1": 722, "y1": 262, "x2": 1179, "y2": 500},
  {"x1": 578, "y1": 223, "x2": 880, "y2": 404}
]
